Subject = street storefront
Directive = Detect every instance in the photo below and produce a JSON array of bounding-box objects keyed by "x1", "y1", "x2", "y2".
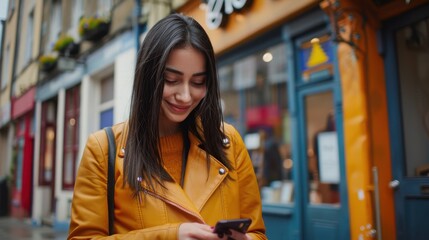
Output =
[
  {"x1": 0, "y1": 102, "x2": 12, "y2": 179},
  {"x1": 0, "y1": 0, "x2": 427, "y2": 239},
  {"x1": 33, "y1": 65, "x2": 83, "y2": 228},
  {"x1": 31, "y1": 26, "x2": 135, "y2": 229},
  {"x1": 28, "y1": 0, "x2": 137, "y2": 230},
  {"x1": 0, "y1": 103, "x2": 12, "y2": 217},
  {"x1": 380, "y1": 3, "x2": 429, "y2": 239},
  {"x1": 9, "y1": 87, "x2": 36, "y2": 218},
  {"x1": 179, "y1": 0, "x2": 429, "y2": 239}
]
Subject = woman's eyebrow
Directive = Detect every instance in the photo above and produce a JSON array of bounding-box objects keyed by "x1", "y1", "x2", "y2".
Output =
[{"x1": 165, "y1": 67, "x2": 207, "y2": 77}]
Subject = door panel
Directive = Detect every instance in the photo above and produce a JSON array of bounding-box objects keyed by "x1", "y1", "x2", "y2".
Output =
[
  {"x1": 286, "y1": 11, "x2": 349, "y2": 239},
  {"x1": 298, "y1": 87, "x2": 344, "y2": 240},
  {"x1": 404, "y1": 199, "x2": 429, "y2": 240},
  {"x1": 384, "y1": 4, "x2": 429, "y2": 240},
  {"x1": 40, "y1": 98, "x2": 58, "y2": 213}
]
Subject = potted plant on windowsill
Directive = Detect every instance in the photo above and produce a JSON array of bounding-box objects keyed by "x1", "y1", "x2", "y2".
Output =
[
  {"x1": 54, "y1": 35, "x2": 80, "y2": 57},
  {"x1": 39, "y1": 55, "x2": 58, "y2": 72},
  {"x1": 79, "y1": 16, "x2": 111, "y2": 42}
]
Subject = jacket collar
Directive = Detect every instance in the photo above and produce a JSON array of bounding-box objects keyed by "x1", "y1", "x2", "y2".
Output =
[{"x1": 117, "y1": 122, "x2": 230, "y2": 219}]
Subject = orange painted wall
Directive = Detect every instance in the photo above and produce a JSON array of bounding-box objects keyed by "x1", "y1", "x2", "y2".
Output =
[
  {"x1": 323, "y1": 0, "x2": 397, "y2": 239},
  {"x1": 363, "y1": 15, "x2": 396, "y2": 240},
  {"x1": 336, "y1": 25, "x2": 375, "y2": 240}
]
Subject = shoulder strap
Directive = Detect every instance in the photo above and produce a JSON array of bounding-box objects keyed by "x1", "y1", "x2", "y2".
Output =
[{"x1": 104, "y1": 127, "x2": 116, "y2": 235}]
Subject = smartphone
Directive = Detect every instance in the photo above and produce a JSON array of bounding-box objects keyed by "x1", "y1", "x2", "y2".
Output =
[{"x1": 213, "y1": 218, "x2": 252, "y2": 235}]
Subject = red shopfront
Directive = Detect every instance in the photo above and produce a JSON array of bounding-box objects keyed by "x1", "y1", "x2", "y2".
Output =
[{"x1": 10, "y1": 87, "x2": 35, "y2": 218}]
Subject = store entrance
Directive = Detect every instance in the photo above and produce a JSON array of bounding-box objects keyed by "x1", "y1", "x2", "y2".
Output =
[
  {"x1": 290, "y1": 22, "x2": 349, "y2": 238},
  {"x1": 384, "y1": 4, "x2": 429, "y2": 240},
  {"x1": 297, "y1": 84, "x2": 348, "y2": 240}
]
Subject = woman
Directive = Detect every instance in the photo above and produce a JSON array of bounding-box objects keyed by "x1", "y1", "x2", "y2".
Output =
[{"x1": 68, "y1": 13, "x2": 266, "y2": 240}]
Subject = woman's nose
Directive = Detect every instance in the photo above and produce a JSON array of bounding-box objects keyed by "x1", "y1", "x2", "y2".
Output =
[{"x1": 175, "y1": 83, "x2": 191, "y2": 102}]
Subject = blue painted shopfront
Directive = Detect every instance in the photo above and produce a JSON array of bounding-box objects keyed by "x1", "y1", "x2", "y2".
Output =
[
  {"x1": 383, "y1": 4, "x2": 429, "y2": 240},
  {"x1": 217, "y1": 9, "x2": 350, "y2": 239}
]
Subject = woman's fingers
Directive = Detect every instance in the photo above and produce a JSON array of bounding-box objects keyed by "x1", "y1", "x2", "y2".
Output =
[{"x1": 179, "y1": 222, "x2": 223, "y2": 240}]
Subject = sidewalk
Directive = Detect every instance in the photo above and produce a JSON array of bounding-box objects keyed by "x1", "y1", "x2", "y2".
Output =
[{"x1": 0, "y1": 217, "x2": 68, "y2": 240}]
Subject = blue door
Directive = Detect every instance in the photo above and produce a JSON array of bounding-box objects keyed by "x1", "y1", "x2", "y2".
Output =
[
  {"x1": 285, "y1": 10, "x2": 349, "y2": 238},
  {"x1": 384, "y1": 4, "x2": 429, "y2": 240},
  {"x1": 100, "y1": 108, "x2": 113, "y2": 129},
  {"x1": 298, "y1": 88, "x2": 340, "y2": 240}
]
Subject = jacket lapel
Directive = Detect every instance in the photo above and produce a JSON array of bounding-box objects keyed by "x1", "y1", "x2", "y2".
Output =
[
  {"x1": 118, "y1": 125, "x2": 228, "y2": 220},
  {"x1": 142, "y1": 132, "x2": 229, "y2": 215},
  {"x1": 144, "y1": 180, "x2": 204, "y2": 221},
  {"x1": 182, "y1": 133, "x2": 229, "y2": 211}
]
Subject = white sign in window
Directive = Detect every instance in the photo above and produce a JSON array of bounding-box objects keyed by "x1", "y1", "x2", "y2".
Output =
[{"x1": 317, "y1": 131, "x2": 340, "y2": 184}]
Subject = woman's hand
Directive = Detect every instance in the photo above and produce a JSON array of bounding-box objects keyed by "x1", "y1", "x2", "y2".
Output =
[
  {"x1": 178, "y1": 222, "x2": 221, "y2": 240},
  {"x1": 222, "y1": 229, "x2": 252, "y2": 240}
]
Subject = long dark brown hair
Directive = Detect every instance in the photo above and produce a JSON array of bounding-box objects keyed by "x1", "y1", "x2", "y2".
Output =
[{"x1": 124, "y1": 13, "x2": 232, "y2": 194}]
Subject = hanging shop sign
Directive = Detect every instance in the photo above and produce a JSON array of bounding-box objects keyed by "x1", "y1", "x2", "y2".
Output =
[
  {"x1": 11, "y1": 87, "x2": 35, "y2": 120},
  {"x1": 299, "y1": 35, "x2": 334, "y2": 82},
  {"x1": 205, "y1": 0, "x2": 252, "y2": 29}
]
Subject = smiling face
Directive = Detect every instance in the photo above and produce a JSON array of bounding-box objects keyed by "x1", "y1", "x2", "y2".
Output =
[{"x1": 159, "y1": 46, "x2": 207, "y2": 136}]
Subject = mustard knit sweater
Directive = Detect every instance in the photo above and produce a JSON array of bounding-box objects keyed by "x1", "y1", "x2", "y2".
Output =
[{"x1": 159, "y1": 132, "x2": 184, "y2": 184}]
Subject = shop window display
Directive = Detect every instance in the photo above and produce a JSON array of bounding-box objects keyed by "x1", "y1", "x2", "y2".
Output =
[{"x1": 219, "y1": 43, "x2": 293, "y2": 204}]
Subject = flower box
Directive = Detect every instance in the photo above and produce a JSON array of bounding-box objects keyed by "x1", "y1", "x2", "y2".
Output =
[
  {"x1": 54, "y1": 36, "x2": 80, "y2": 57},
  {"x1": 79, "y1": 17, "x2": 110, "y2": 42},
  {"x1": 39, "y1": 55, "x2": 58, "y2": 72}
]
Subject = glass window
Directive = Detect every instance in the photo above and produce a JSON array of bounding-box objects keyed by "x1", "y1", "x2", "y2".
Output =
[
  {"x1": 219, "y1": 43, "x2": 293, "y2": 204},
  {"x1": 17, "y1": 118, "x2": 26, "y2": 136},
  {"x1": 1, "y1": 45, "x2": 10, "y2": 90},
  {"x1": 97, "y1": 0, "x2": 112, "y2": 18},
  {"x1": 7, "y1": 0, "x2": 15, "y2": 20},
  {"x1": 24, "y1": 10, "x2": 34, "y2": 66},
  {"x1": 63, "y1": 84, "x2": 80, "y2": 189},
  {"x1": 395, "y1": 18, "x2": 429, "y2": 177},
  {"x1": 298, "y1": 35, "x2": 334, "y2": 83},
  {"x1": 99, "y1": 76, "x2": 114, "y2": 129},
  {"x1": 68, "y1": 0, "x2": 83, "y2": 39},
  {"x1": 15, "y1": 138, "x2": 24, "y2": 190},
  {"x1": 305, "y1": 91, "x2": 340, "y2": 205},
  {"x1": 220, "y1": 65, "x2": 241, "y2": 130},
  {"x1": 47, "y1": 0, "x2": 62, "y2": 51},
  {"x1": 100, "y1": 109, "x2": 113, "y2": 129},
  {"x1": 39, "y1": 99, "x2": 57, "y2": 186},
  {"x1": 100, "y1": 76, "x2": 114, "y2": 104}
]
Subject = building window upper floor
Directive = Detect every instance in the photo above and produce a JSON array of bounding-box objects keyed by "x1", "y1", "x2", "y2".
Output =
[
  {"x1": 99, "y1": 75, "x2": 114, "y2": 129},
  {"x1": 1, "y1": 44, "x2": 10, "y2": 90},
  {"x1": 7, "y1": 0, "x2": 15, "y2": 20},
  {"x1": 14, "y1": 0, "x2": 35, "y2": 73}
]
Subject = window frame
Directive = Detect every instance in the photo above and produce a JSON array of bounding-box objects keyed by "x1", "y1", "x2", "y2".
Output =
[
  {"x1": 39, "y1": 99, "x2": 57, "y2": 186},
  {"x1": 7, "y1": 0, "x2": 15, "y2": 21},
  {"x1": 98, "y1": 75, "x2": 114, "y2": 129},
  {"x1": 62, "y1": 85, "x2": 80, "y2": 190},
  {"x1": 1, "y1": 44, "x2": 10, "y2": 90},
  {"x1": 47, "y1": 0, "x2": 62, "y2": 52},
  {"x1": 24, "y1": 9, "x2": 34, "y2": 66}
]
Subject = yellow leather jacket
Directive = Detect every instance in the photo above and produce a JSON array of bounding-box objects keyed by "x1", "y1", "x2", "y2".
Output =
[{"x1": 68, "y1": 122, "x2": 266, "y2": 239}]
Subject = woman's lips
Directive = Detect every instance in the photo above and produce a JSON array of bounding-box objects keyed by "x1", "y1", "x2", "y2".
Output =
[{"x1": 167, "y1": 102, "x2": 191, "y2": 113}]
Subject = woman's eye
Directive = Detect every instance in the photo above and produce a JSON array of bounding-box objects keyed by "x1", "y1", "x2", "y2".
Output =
[
  {"x1": 192, "y1": 81, "x2": 206, "y2": 86},
  {"x1": 164, "y1": 79, "x2": 176, "y2": 84},
  {"x1": 192, "y1": 77, "x2": 206, "y2": 86}
]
